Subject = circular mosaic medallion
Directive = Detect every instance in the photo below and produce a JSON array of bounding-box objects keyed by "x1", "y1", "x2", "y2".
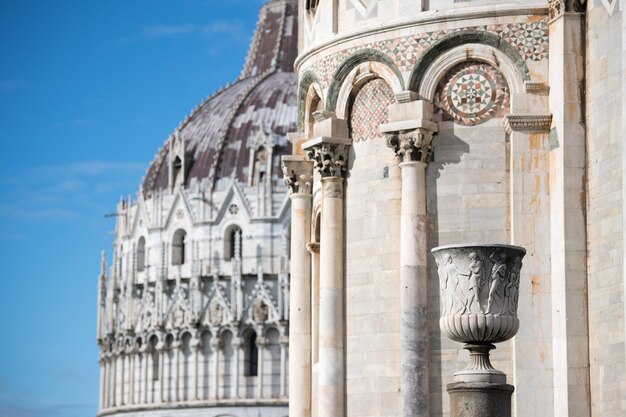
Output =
[{"x1": 437, "y1": 62, "x2": 509, "y2": 126}]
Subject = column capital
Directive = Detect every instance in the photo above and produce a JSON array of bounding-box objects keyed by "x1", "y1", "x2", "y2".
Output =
[
  {"x1": 281, "y1": 155, "x2": 314, "y2": 195},
  {"x1": 255, "y1": 336, "x2": 268, "y2": 348},
  {"x1": 383, "y1": 128, "x2": 435, "y2": 164},
  {"x1": 549, "y1": 0, "x2": 585, "y2": 20},
  {"x1": 302, "y1": 137, "x2": 352, "y2": 179},
  {"x1": 379, "y1": 99, "x2": 437, "y2": 164},
  {"x1": 306, "y1": 242, "x2": 320, "y2": 254},
  {"x1": 209, "y1": 338, "x2": 222, "y2": 350}
]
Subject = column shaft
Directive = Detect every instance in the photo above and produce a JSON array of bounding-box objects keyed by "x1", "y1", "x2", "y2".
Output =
[
  {"x1": 289, "y1": 193, "x2": 312, "y2": 417},
  {"x1": 318, "y1": 177, "x2": 345, "y2": 417},
  {"x1": 399, "y1": 161, "x2": 430, "y2": 417}
]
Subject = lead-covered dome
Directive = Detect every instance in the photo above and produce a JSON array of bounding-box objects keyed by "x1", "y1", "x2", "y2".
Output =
[{"x1": 142, "y1": 0, "x2": 298, "y2": 196}]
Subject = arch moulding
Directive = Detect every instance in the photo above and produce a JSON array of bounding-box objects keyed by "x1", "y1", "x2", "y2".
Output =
[
  {"x1": 410, "y1": 31, "x2": 530, "y2": 100},
  {"x1": 326, "y1": 49, "x2": 405, "y2": 115}
]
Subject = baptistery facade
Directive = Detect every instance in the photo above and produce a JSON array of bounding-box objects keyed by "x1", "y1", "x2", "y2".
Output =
[
  {"x1": 96, "y1": 1, "x2": 297, "y2": 416},
  {"x1": 284, "y1": 1, "x2": 626, "y2": 417}
]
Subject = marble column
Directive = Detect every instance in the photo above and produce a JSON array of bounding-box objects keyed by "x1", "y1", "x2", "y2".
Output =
[
  {"x1": 282, "y1": 155, "x2": 313, "y2": 417},
  {"x1": 128, "y1": 349, "x2": 135, "y2": 405},
  {"x1": 210, "y1": 338, "x2": 220, "y2": 400},
  {"x1": 256, "y1": 336, "x2": 267, "y2": 399},
  {"x1": 279, "y1": 336, "x2": 289, "y2": 399},
  {"x1": 232, "y1": 338, "x2": 241, "y2": 399},
  {"x1": 303, "y1": 135, "x2": 351, "y2": 417},
  {"x1": 140, "y1": 345, "x2": 149, "y2": 404},
  {"x1": 99, "y1": 357, "x2": 105, "y2": 409},
  {"x1": 191, "y1": 337, "x2": 200, "y2": 401},
  {"x1": 381, "y1": 100, "x2": 437, "y2": 417},
  {"x1": 172, "y1": 340, "x2": 181, "y2": 402},
  {"x1": 157, "y1": 341, "x2": 165, "y2": 403}
]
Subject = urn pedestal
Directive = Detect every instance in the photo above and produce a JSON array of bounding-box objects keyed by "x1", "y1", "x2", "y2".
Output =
[{"x1": 431, "y1": 244, "x2": 526, "y2": 417}]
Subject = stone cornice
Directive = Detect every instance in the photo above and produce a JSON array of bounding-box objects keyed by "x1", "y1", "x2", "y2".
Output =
[
  {"x1": 302, "y1": 137, "x2": 352, "y2": 179},
  {"x1": 504, "y1": 114, "x2": 553, "y2": 134},
  {"x1": 281, "y1": 155, "x2": 314, "y2": 195}
]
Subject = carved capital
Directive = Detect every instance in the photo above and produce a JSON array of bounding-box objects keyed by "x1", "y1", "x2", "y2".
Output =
[
  {"x1": 303, "y1": 137, "x2": 352, "y2": 179},
  {"x1": 549, "y1": 0, "x2": 586, "y2": 20},
  {"x1": 384, "y1": 128, "x2": 435, "y2": 163},
  {"x1": 503, "y1": 114, "x2": 552, "y2": 135},
  {"x1": 306, "y1": 242, "x2": 320, "y2": 254},
  {"x1": 281, "y1": 156, "x2": 314, "y2": 195}
]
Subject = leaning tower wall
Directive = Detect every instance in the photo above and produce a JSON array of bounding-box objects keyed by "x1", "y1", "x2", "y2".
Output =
[{"x1": 585, "y1": 2, "x2": 626, "y2": 416}]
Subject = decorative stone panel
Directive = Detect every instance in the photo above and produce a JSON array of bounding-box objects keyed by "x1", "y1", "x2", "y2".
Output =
[
  {"x1": 303, "y1": 21, "x2": 549, "y2": 88},
  {"x1": 435, "y1": 62, "x2": 510, "y2": 126},
  {"x1": 350, "y1": 79, "x2": 395, "y2": 142}
]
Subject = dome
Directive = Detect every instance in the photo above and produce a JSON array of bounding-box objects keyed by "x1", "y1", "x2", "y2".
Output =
[
  {"x1": 96, "y1": 2, "x2": 297, "y2": 416},
  {"x1": 142, "y1": 0, "x2": 297, "y2": 196}
]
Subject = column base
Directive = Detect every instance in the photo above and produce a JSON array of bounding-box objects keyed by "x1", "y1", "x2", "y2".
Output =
[{"x1": 447, "y1": 382, "x2": 514, "y2": 417}]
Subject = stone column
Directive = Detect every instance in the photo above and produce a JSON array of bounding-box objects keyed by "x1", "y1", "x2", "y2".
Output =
[
  {"x1": 279, "y1": 336, "x2": 289, "y2": 398},
  {"x1": 128, "y1": 349, "x2": 135, "y2": 405},
  {"x1": 380, "y1": 99, "x2": 437, "y2": 417},
  {"x1": 140, "y1": 345, "x2": 148, "y2": 404},
  {"x1": 99, "y1": 357, "x2": 105, "y2": 410},
  {"x1": 172, "y1": 340, "x2": 181, "y2": 402},
  {"x1": 303, "y1": 133, "x2": 351, "y2": 417},
  {"x1": 191, "y1": 337, "x2": 200, "y2": 401},
  {"x1": 232, "y1": 338, "x2": 241, "y2": 399},
  {"x1": 256, "y1": 336, "x2": 267, "y2": 399},
  {"x1": 157, "y1": 341, "x2": 165, "y2": 403},
  {"x1": 210, "y1": 338, "x2": 220, "y2": 400},
  {"x1": 282, "y1": 155, "x2": 313, "y2": 417}
]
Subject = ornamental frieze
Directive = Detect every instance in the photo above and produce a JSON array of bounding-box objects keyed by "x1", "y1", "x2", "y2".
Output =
[{"x1": 301, "y1": 21, "x2": 549, "y2": 88}]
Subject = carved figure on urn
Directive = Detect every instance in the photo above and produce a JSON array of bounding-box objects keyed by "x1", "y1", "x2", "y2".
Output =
[{"x1": 432, "y1": 244, "x2": 526, "y2": 344}]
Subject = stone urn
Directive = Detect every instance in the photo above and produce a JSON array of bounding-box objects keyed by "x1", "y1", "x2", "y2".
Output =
[{"x1": 431, "y1": 243, "x2": 526, "y2": 383}]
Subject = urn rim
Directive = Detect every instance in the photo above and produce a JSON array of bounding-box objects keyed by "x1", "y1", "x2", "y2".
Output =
[{"x1": 431, "y1": 243, "x2": 527, "y2": 255}]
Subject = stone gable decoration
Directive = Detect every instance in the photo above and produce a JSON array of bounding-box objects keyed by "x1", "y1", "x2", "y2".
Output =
[{"x1": 436, "y1": 62, "x2": 510, "y2": 126}]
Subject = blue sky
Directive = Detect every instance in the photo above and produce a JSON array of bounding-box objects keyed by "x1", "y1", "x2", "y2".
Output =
[{"x1": 0, "y1": 1, "x2": 264, "y2": 415}]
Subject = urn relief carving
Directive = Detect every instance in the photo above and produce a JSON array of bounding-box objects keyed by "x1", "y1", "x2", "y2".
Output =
[{"x1": 432, "y1": 243, "x2": 526, "y2": 383}]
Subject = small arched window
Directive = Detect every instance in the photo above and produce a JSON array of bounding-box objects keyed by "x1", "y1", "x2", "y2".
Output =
[
  {"x1": 172, "y1": 229, "x2": 187, "y2": 265},
  {"x1": 243, "y1": 330, "x2": 258, "y2": 377},
  {"x1": 150, "y1": 336, "x2": 159, "y2": 381},
  {"x1": 137, "y1": 237, "x2": 146, "y2": 272},
  {"x1": 224, "y1": 226, "x2": 242, "y2": 260},
  {"x1": 305, "y1": 0, "x2": 320, "y2": 15},
  {"x1": 251, "y1": 146, "x2": 269, "y2": 186},
  {"x1": 171, "y1": 156, "x2": 183, "y2": 189}
]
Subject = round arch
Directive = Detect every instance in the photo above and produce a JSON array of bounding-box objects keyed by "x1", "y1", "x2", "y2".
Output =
[
  {"x1": 409, "y1": 31, "x2": 530, "y2": 97},
  {"x1": 298, "y1": 70, "x2": 323, "y2": 131},
  {"x1": 326, "y1": 49, "x2": 404, "y2": 114}
]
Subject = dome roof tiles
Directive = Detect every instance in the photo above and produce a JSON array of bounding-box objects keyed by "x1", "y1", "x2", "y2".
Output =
[{"x1": 142, "y1": 0, "x2": 297, "y2": 197}]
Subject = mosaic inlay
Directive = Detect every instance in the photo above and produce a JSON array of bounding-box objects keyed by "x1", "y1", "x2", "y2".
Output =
[
  {"x1": 350, "y1": 78, "x2": 394, "y2": 142},
  {"x1": 436, "y1": 62, "x2": 509, "y2": 126},
  {"x1": 303, "y1": 21, "x2": 549, "y2": 88}
]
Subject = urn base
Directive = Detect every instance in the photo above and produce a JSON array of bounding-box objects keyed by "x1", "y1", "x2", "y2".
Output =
[{"x1": 448, "y1": 382, "x2": 514, "y2": 417}]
